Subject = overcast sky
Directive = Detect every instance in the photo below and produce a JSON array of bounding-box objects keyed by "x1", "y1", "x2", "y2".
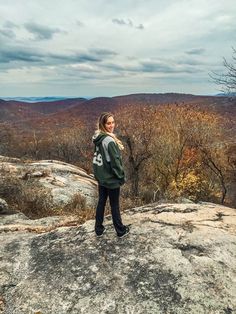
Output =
[{"x1": 0, "y1": 0, "x2": 235, "y2": 97}]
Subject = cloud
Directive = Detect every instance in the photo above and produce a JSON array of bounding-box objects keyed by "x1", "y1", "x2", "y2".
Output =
[
  {"x1": 140, "y1": 61, "x2": 174, "y2": 73},
  {"x1": 49, "y1": 52, "x2": 102, "y2": 63},
  {"x1": 177, "y1": 58, "x2": 204, "y2": 66},
  {"x1": 112, "y1": 18, "x2": 132, "y2": 26},
  {"x1": 102, "y1": 62, "x2": 126, "y2": 72},
  {"x1": 136, "y1": 24, "x2": 144, "y2": 30},
  {"x1": 0, "y1": 43, "x2": 118, "y2": 70},
  {"x1": 102, "y1": 58, "x2": 203, "y2": 75},
  {"x1": 112, "y1": 18, "x2": 144, "y2": 30},
  {"x1": 185, "y1": 48, "x2": 206, "y2": 55},
  {"x1": 140, "y1": 60, "x2": 201, "y2": 74},
  {"x1": 24, "y1": 22, "x2": 63, "y2": 40},
  {"x1": 0, "y1": 29, "x2": 16, "y2": 39},
  {"x1": 0, "y1": 21, "x2": 18, "y2": 39},
  {"x1": 76, "y1": 20, "x2": 84, "y2": 27},
  {"x1": 0, "y1": 48, "x2": 43, "y2": 63},
  {"x1": 0, "y1": 0, "x2": 235, "y2": 96},
  {"x1": 89, "y1": 48, "x2": 118, "y2": 57},
  {"x1": 47, "y1": 48, "x2": 118, "y2": 65},
  {"x1": 103, "y1": 59, "x2": 176, "y2": 74},
  {"x1": 3, "y1": 21, "x2": 18, "y2": 29}
]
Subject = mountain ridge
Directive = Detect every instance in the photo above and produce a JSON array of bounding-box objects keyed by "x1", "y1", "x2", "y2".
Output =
[{"x1": 1, "y1": 93, "x2": 236, "y2": 135}]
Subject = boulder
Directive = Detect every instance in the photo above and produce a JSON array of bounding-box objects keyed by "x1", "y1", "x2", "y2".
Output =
[
  {"x1": 0, "y1": 159, "x2": 97, "y2": 209},
  {"x1": 0, "y1": 201, "x2": 236, "y2": 313}
]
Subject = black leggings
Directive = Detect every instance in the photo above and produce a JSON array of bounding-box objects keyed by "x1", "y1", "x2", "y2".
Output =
[{"x1": 95, "y1": 185, "x2": 126, "y2": 236}]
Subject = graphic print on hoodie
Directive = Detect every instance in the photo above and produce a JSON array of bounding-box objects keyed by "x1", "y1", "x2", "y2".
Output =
[{"x1": 93, "y1": 132, "x2": 125, "y2": 189}]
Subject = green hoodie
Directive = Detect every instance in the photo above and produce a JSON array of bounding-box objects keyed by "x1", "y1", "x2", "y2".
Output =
[{"x1": 92, "y1": 132, "x2": 125, "y2": 189}]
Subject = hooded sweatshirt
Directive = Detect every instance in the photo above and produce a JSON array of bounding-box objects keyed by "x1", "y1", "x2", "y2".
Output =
[{"x1": 92, "y1": 132, "x2": 125, "y2": 189}]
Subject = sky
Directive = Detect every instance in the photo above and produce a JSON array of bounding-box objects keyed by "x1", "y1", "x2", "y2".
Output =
[{"x1": 0, "y1": 0, "x2": 235, "y2": 97}]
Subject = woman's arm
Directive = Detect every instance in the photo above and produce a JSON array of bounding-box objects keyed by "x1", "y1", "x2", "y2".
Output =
[{"x1": 107, "y1": 141, "x2": 125, "y2": 180}]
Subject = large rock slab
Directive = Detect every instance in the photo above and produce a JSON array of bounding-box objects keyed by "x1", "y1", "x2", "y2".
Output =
[
  {"x1": 0, "y1": 157, "x2": 97, "y2": 208},
  {"x1": 0, "y1": 202, "x2": 236, "y2": 314}
]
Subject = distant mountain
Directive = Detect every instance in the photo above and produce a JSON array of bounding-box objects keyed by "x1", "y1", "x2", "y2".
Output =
[
  {"x1": 216, "y1": 92, "x2": 236, "y2": 97},
  {"x1": 0, "y1": 96, "x2": 85, "y2": 103},
  {"x1": 0, "y1": 98, "x2": 87, "y2": 122},
  {"x1": 1, "y1": 93, "x2": 236, "y2": 136}
]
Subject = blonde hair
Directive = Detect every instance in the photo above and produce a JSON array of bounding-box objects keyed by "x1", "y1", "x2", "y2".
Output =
[{"x1": 96, "y1": 112, "x2": 124, "y2": 150}]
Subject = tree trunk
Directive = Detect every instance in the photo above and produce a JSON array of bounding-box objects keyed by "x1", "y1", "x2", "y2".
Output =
[{"x1": 131, "y1": 168, "x2": 139, "y2": 197}]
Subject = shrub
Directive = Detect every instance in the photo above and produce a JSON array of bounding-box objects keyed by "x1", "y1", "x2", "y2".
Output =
[
  {"x1": 166, "y1": 171, "x2": 213, "y2": 202},
  {"x1": 0, "y1": 173, "x2": 54, "y2": 218}
]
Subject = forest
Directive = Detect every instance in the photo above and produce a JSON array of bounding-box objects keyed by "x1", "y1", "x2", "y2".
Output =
[{"x1": 0, "y1": 101, "x2": 235, "y2": 212}]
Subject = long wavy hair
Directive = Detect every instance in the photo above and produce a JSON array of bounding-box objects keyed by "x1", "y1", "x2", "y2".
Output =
[{"x1": 95, "y1": 112, "x2": 124, "y2": 150}]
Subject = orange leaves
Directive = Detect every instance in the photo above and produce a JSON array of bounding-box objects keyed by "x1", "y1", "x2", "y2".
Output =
[{"x1": 114, "y1": 102, "x2": 231, "y2": 201}]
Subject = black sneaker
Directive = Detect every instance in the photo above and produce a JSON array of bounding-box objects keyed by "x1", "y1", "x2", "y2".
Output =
[
  {"x1": 96, "y1": 228, "x2": 106, "y2": 237},
  {"x1": 117, "y1": 226, "x2": 130, "y2": 238}
]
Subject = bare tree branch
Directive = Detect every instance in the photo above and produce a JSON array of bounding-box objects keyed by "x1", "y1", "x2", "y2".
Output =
[{"x1": 209, "y1": 47, "x2": 236, "y2": 94}]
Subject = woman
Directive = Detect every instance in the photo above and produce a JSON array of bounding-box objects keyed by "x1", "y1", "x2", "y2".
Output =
[{"x1": 92, "y1": 112, "x2": 130, "y2": 238}]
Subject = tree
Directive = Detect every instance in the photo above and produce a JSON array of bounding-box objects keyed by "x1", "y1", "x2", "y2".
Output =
[
  {"x1": 116, "y1": 105, "x2": 156, "y2": 196},
  {"x1": 199, "y1": 145, "x2": 228, "y2": 204},
  {"x1": 47, "y1": 126, "x2": 87, "y2": 164},
  {"x1": 210, "y1": 47, "x2": 236, "y2": 93},
  {"x1": 144, "y1": 104, "x2": 230, "y2": 203},
  {"x1": 0, "y1": 123, "x2": 17, "y2": 156}
]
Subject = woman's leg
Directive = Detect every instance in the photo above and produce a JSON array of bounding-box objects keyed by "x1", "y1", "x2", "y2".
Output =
[
  {"x1": 95, "y1": 185, "x2": 108, "y2": 234},
  {"x1": 108, "y1": 187, "x2": 126, "y2": 235}
]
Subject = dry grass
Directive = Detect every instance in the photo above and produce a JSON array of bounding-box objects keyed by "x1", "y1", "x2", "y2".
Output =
[
  {"x1": 0, "y1": 170, "x2": 144, "y2": 223},
  {"x1": 0, "y1": 166, "x2": 97, "y2": 220},
  {"x1": 63, "y1": 192, "x2": 95, "y2": 223},
  {"x1": 0, "y1": 174, "x2": 55, "y2": 218},
  {"x1": 0, "y1": 173, "x2": 98, "y2": 221}
]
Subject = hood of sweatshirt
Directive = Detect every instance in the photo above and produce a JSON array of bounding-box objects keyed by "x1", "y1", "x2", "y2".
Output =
[{"x1": 92, "y1": 131, "x2": 108, "y2": 146}]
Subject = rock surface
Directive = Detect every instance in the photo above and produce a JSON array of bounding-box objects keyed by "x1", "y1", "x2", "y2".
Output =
[
  {"x1": 0, "y1": 157, "x2": 97, "y2": 208},
  {"x1": 0, "y1": 202, "x2": 236, "y2": 314}
]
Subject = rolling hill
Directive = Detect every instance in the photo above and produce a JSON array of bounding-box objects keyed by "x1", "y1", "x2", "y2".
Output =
[{"x1": 0, "y1": 93, "x2": 235, "y2": 136}]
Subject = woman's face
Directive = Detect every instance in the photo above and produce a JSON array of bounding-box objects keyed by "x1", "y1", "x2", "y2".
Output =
[{"x1": 105, "y1": 116, "x2": 115, "y2": 133}]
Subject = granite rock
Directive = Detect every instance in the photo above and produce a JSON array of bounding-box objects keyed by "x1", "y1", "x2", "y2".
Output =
[
  {"x1": 0, "y1": 202, "x2": 236, "y2": 313},
  {"x1": 0, "y1": 158, "x2": 97, "y2": 209}
]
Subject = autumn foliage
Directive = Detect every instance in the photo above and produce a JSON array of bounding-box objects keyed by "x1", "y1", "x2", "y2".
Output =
[
  {"x1": 115, "y1": 104, "x2": 234, "y2": 206},
  {"x1": 0, "y1": 103, "x2": 235, "y2": 208}
]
